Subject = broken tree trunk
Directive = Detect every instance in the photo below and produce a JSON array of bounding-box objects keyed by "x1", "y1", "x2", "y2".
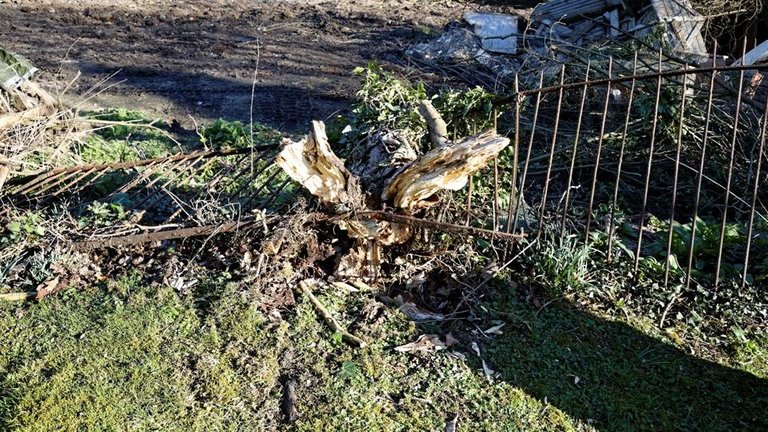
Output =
[
  {"x1": 276, "y1": 121, "x2": 363, "y2": 207},
  {"x1": 276, "y1": 110, "x2": 509, "y2": 277}
]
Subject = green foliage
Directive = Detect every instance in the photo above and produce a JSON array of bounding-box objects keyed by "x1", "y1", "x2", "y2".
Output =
[
  {"x1": 352, "y1": 63, "x2": 428, "y2": 134},
  {"x1": 200, "y1": 119, "x2": 281, "y2": 150},
  {"x1": 645, "y1": 217, "x2": 747, "y2": 282},
  {"x1": 2, "y1": 212, "x2": 44, "y2": 242},
  {"x1": 348, "y1": 64, "x2": 500, "y2": 149},
  {"x1": 79, "y1": 202, "x2": 129, "y2": 227},
  {"x1": 634, "y1": 83, "x2": 685, "y2": 144},
  {"x1": 532, "y1": 236, "x2": 596, "y2": 294},
  {"x1": 433, "y1": 86, "x2": 497, "y2": 138},
  {"x1": 81, "y1": 109, "x2": 177, "y2": 163}
]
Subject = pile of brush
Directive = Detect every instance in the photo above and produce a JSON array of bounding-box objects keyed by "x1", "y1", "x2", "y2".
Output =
[{"x1": 0, "y1": 48, "x2": 70, "y2": 192}]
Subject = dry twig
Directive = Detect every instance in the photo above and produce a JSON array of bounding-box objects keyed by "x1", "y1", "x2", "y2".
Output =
[{"x1": 298, "y1": 279, "x2": 367, "y2": 348}]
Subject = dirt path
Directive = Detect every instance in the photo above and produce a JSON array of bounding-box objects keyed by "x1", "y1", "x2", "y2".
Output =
[{"x1": 1, "y1": 0, "x2": 531, "y2": 132}]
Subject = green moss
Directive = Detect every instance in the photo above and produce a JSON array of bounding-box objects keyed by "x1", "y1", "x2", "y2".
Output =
[{"x1": 80, "y1": 109, "x2": 179, "y2": 164}]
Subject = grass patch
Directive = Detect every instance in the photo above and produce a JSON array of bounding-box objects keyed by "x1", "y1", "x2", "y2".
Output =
[
  {"x1": 78, "y1": 109, "x2": 182, "y2": 164},
  {"x1": 0, "y1": 274, "x2": 585, "y2": 431},
  {"x1": 1, "y1": 270, "x2": 766, "y2": 431}
]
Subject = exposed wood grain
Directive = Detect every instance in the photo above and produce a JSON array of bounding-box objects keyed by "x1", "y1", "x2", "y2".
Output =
[{"x1": 383, "y1": 129, "x2": 510, "y2": 211}]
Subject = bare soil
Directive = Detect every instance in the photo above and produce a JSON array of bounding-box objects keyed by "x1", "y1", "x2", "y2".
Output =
[{"x1": 0, "y1": 0, "x2": 534, "y2": 132}]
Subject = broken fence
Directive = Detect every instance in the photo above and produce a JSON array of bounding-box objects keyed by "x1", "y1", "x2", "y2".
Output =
[
  {"x1": 3, "y1": 54, "x2": 768, "y2": 289},
  {"x1": 475, "y1": 52, "x2": 768, "y2": 289}
]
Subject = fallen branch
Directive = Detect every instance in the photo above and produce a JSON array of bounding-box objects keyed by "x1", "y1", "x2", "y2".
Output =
[
  {"x1": 383, "y1": 129, "x2": 510, "y2": 211},
  {"x1": 298, "y1": 279, "x2": 367, "y2": 348},
  {"x1": 418, "y1": 99, "x2": 448, "y2": 148},
  {"x1": 72, "y1": 220, "x2": 257, "y2": 251},
  {"x1": 0, "y1": 163, "x2": 8, "y2": 194},
  {"x1": 0, "y1": 292, "x2": 36, "y2": 302}
]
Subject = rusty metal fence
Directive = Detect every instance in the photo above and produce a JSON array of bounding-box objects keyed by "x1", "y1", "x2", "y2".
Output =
[
  {"x1": 463, "y1": 51, "x2": 768, "y2": 289},
  {"x1": 0, "y1": 144, "x2": 290, "y2": 248}
]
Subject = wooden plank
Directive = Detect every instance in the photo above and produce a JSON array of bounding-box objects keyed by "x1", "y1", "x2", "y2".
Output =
[{"x1": 733, "y1": 39, "x2": 768, "y2": 66}]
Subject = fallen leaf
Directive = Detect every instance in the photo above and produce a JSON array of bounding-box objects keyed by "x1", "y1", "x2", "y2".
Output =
[
  {"x1": 481, "y1": 359, "x2": 496, "y2": 379},
  {"x1": 395, "y1": 334, "x2": 447, "y2": 353},
  {"x1": 471, "y1": 341, "x2": 481, "y2": 357},
  {"x1": 399, "y1": 302, "x2": 445, "y2": 321},
  {"x1": 445, "y1": 332, "x2": 459, "y2": 347},
  {"x1": 240, "y1": 250, "x2": 252, "y2": 270},
  {"x1": 35, "y1": 276, "x2": 60, "y2": 300},
  {"x1": 483, "y1": 323, "x2": 505, "y2": 335}
]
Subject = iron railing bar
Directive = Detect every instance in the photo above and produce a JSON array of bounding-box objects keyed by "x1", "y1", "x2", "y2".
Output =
[
  {"x1": 714, "y1": 40, "x2": 747, "y2": 287},
  {"x1": 585, "y1": 57, "x2": 613, "y2": 241},
  {"x1": 510, "y1": 71, "x2": 544, "y2": 234},
  {"x1": 226, "y1": 156, "x2": 278, "y2": 203},
  {"x1": 50, "y1": 167, "x2": 98, "y2": 197},
  {"x1": 164, "y1": 153, "x2": 253, "y2": 223},
  {"x1": 536, "y1": 64, "x2": 566, "y2": 244},
  {"x1": 634, "y1": 50, "x2": 664, "y2": 273},
  {"x1": 686, "y1": 42, "x2": 719, "y2": 289},
  {"x1": 741, "y1": 96, "x2": 768, "y2": 287},
  {"x1": 504, "y1": 75, "x2": 520, "y2": 233},
  {"x1": 663, "y1": 74, "x2": 689, "y2": 287},
  {"x1": 115, "y1": 160, "x2": 165, "y2": 194},
  {"x1": 259, "y1": 177, "x2": 292, "y2": 208},
  {"x1": 492, "y1": 63, "x2": 768, "y2": 107},
  {"x1": 240, "y1": 165, "x2": 284, "y2": 210},
  {"x1": 33, "y1": 170, "x2": 87, "y2": 197},
  {"x1": 5, "y1": 145, "x2": 277, "y2": 191},
  {"x1": 128, "y1": 156, "x2": 205, "y2": 211},
  {"x1": 10, "y1": 170, "x2": 67, "y2": 196},
  {"x1": 560, "y1": 62, "x2": 591, "y2": 243}
]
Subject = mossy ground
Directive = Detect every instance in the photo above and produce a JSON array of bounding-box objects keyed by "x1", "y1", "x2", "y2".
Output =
[
  {"x1": 1, "y1": 112, "x2": 766, "y2": 431},
  {"x1": 1, "y1": 271, "x2": 765, "y2": 431}
]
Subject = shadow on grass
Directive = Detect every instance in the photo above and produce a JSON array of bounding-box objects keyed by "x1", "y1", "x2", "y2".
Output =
[{"x1": 478, "y1": 293, "x2": 768, "y2": 431}]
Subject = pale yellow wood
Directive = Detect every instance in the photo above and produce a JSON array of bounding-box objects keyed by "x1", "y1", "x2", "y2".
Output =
[{"x1": 383, "y1": 129, "x2": 509, "y2": 211}]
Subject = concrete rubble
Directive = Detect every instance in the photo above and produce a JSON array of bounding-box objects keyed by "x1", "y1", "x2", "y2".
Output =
[{"x1": 406, "y1": 0, "x2": 717, "y2": 78}]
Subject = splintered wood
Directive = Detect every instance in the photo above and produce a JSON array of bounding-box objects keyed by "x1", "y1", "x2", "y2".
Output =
[
  {"x1": 276, "y1": 117, "x2": 510, "y2": 250},
  {"x1": 276, "y1": 121, "x2": 361, "y2": 206},
  {"x1": 383, "y1": 129, "x2": 510, "y2": 211}
]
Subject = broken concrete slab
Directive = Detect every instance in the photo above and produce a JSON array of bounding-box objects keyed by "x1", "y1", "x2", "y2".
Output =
[
  {"x1": 635, "y1": 0, "x2": 707, "y2": 55},
  {"x1": 531, "y1": 0, "x2": 624, "y2": 23},
  {"x1": 463, "y1": 12, "x2": 518, "y2": 55}
]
